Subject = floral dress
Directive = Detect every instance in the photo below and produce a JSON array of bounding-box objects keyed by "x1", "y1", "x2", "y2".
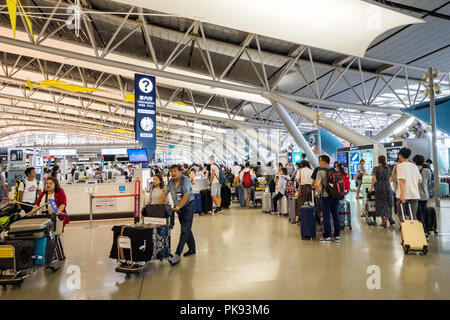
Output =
[{"x1": 372, "y1": 166, "x2": 392, "y2": 217}]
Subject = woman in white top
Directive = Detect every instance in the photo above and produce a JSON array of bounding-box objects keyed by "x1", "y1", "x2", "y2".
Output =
[
  {"x1": 146, "y1": 174, "x2": 167, "y2": 205},
  {"x1": 295, "y1": 161, "x2": 314, "y2": 223}
]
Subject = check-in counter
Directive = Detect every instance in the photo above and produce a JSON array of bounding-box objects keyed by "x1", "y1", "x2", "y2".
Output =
[{"x1": 62, "y1": 182, "x2": 136, "y2": 220}]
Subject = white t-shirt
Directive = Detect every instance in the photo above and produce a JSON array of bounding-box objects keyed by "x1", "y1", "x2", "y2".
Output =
[
  {"x1": 18, "y1": 179, "x2": 43, "y2": 204},
  {"x1": 396, "y1": 161, "x2": 421, "y2": 200},
  {"x1": 232, "y1": 165, "x2": 241, "y2": 178},
  {"x1": 210, "y1": 164, "x2": 220, "y2": 184}
]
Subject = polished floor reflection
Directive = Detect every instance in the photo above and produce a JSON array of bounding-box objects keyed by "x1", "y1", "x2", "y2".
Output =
[{"x1": 1, "y1": 194, "x2": 450, "y2": 300}]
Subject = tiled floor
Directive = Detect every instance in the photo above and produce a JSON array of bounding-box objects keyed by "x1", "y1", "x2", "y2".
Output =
[{"x1": 1, "y1": 194, "x2": 449, "y2": 300}]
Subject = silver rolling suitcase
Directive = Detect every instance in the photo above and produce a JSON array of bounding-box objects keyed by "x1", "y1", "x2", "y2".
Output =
[
  {"x1": 262, "y1": 192, "x2": 272, "y2": 213},
  {"x1": 278, "y1": 196, "x2": 288, "y2": 216}
]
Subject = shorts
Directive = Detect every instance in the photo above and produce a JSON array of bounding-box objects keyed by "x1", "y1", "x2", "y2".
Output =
[
  {"x1": 356, "y1": 179, "x2": 363, "y2": 187},
  {"x1": 210, "y1": 183, "x2": 221, "y2": 197},
  {"x1": 244, "y1": 187, "x2": 252, "y2": 200}
]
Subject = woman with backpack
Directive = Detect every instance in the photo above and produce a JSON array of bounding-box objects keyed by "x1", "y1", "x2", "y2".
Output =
[{"x1": 272, "y1": 168, "x2": 291, "y2": 215}]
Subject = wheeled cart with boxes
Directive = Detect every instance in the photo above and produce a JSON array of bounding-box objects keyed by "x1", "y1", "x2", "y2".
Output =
[
  {"x1": 0, "y1": 208, "x2": 64, "y2": 288},
  {"x1": 110, "y1": 204, "x2": 172, "y2": 276}
]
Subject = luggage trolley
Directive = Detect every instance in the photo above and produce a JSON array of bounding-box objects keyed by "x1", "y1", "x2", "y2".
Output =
[
  {"x1": 361, "y1": 188, "x2": 377, "y2": 226},
  {"x1": 0, "y1": 206, "x2": 64, "y2": 288},
  {"x1": 114, "y1": 204, "x2": 173, "y2": 275}
]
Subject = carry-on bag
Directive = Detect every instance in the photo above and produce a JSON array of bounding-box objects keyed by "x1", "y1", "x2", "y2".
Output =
[
  {"x1": 194, "y1": 193, "x2": 202, "y2": 214},
  {"x1": 221, "y1": 184, "x2": 231, "y2": 208},
  {"x1": 278, "y1": 195, "x2": 288, "y2": 215},
  {"x1": 288, "y1": 197, "x2": 297, "y2": 223},
  {"x1": 7, "y1": 218, "x2": 53, "y2": 239},
  {"x1": 338, "y1": 200, "x2": 351, "y2": 229},
  {"x1": 110, "y1": 224, "x2": 170, "y2": 262},
  {"x1": 424, "y1": 207, "x2": 438, "y2": 235},
  {"x1": 262, "y1": 192, "x2": 272, "y2": 213},
  {"x1": 400, "y1": 202, "x2": 428, "y2": 255},
  {"x1": 300, "y1": 200, "x2": 316, "y2": 240},
  {"x1": 0, "y1": 240, "x2": 35, "y2": 271},
  {"x1": 200, "y1": 189, "x2": 213, "y2": 213}
]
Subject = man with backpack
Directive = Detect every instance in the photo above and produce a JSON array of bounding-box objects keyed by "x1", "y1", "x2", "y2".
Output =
[
  {"x1": 315, "y1": 155, "x2": 345, "y2": 244},
  {"x1": 240, "y1": 162, "x2": 255, "y2": 208},
  {"x1": 16, "y1": 167, "x2": 43, "y2": 213},
  {"x1": 209, "y1": 155, "x2": 226, "y2": 214}
]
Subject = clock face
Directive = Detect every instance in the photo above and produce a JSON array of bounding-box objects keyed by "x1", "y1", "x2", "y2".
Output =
[{"x1": 139, "y1": 117, "x2": 154, "y2": 132}]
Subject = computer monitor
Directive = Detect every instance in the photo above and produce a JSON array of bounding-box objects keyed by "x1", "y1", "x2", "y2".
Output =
[
  {"x1": 127, "y1": 149, "x2": 149, "y2": 163},
  {"x1": 103, "y1": 154, "x2": 115, "y2": 162}
]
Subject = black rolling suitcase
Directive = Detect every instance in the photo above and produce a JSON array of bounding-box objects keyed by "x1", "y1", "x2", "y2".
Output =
[
  {"x1": 0, "y1": 240, "x2": 35, "y2": 271},
  {"x1": 424, "y1": 207, "x2": 438, "y2": 235},
  {"x1": 221, "y1": 185, "x2": 231, "y2": 208},
  {"x1": 109, "y1": 224, "x2": 170, "y2": 262},
  {"x1": 200, "y1": 189, "x2": 212, "y2": 214}
]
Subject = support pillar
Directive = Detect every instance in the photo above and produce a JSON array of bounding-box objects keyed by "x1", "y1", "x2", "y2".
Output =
[
  {"x1": 272, "y1": 103, "x2": 318, "y2": 168},
  {"x1": 265, "y1": 92, "x2": 377, "y2": 146}
]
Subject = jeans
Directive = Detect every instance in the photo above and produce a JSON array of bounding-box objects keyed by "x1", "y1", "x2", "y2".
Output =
[
  {"x1": 320, "y1": 197, "x2": 340, "y2": 238},
  {"x1": 272, "y1": 192, "x2": 285, "y2": 212},
  {"x1": 175, "y1": 200, "x2": 196, "y2": 255},
  {"x1": 397, "y1": 199, "x2": 418, "y2": 222}
]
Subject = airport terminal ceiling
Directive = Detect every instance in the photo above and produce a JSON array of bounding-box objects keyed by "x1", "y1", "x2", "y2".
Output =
[{"x1": 0, "y1": 0, "x2": 449, "y2": 148}]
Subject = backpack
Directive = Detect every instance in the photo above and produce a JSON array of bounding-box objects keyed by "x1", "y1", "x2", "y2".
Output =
[
  {"x1": 14, "y1": 179, "x2": 40, "y2": 202},
  {"x1": 321, "y1": 168, "x2": 345, "y2": 199},
  {"x1": 243, "y1": 171, "x2": 252, "y2": 188},
  {"x1": 285, "y1": 178, "x2": 296, "y2": 198},
  {"x1": 213, "y1": 163, "x2": 227, "y2": 185}
]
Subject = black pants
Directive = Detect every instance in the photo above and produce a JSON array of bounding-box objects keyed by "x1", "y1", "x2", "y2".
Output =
[
  {"x1": 22, "y1": 202, "x2": 34, "y2": 214},
  {"x1": 272, "y1": 192, "x2": 285, "y2": 212},
  {"x1": 417, "y1": 200, "x2": 428, "y2": 234}
]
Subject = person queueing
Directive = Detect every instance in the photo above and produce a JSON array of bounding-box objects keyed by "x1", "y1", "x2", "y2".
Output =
[
  {"x1": 17, "y1": 167, "x2": 43, "y2": 213},
  {"x1": 315, "y1": 155, "x2": 341, "y2": 244},
  {"x1": 396, "y1": 147, "x2": 422, "y2": 222},
  {"x1": 355, "y1": 159, "x2": 369, "y2": 199},
  {"x1": 240, "y1": 163, "x2": 255, "y2": 208},
  {"x1": 208, "y1": 155, "x2": 223, "y2": 215},
  {"x1": 369, "y1": 155, "x2": 394, "y2": 228},
  {"x1": 295, "y1": 161, "x2": 313, "y2": 223},
  {"x1": 413, "y1": 154, "x2": 431, "y2": 237},
  {"x1": 272, "y1": 167, "x2": 291, "y2": 215},
  {"x1": 158, "y1": 165, "x2": 196, "y2": 266}
]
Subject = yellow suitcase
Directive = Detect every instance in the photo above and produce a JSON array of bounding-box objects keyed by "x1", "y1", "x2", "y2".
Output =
[{"x1": 400, "y1": 203, "x2": 428, "y2": 255}]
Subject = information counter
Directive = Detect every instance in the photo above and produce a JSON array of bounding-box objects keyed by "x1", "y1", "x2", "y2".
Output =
[{"x1": 63, "y1": 182, "x2": 136, "y2": 220}]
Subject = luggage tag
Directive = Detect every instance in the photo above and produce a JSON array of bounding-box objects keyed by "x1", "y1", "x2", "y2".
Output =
[{"x1": 49, "y1": 199, "x2": 58, "y2": 212}]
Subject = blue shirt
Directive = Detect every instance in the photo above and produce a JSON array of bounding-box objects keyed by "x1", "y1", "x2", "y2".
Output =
[{"x1": 165, "y1": 175, "x2": 194, "y2": 208}]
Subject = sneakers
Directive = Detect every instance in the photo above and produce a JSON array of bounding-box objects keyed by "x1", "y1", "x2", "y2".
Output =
[
  {"x1": 319, "y1": 237, "x2": 332, "y2": 244},
  {"x1": 271, "y1": 211, "x2": 279, "y2": 215},
  {"x1": 334, "y1": 236, "x2": 341, "y2": 243},
  {"x1": 168, "y1": 254, "x2": 181, "y2": 265},
  {"x1": 217, "y1": 208, "x2": 224, "y2": 214}
]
